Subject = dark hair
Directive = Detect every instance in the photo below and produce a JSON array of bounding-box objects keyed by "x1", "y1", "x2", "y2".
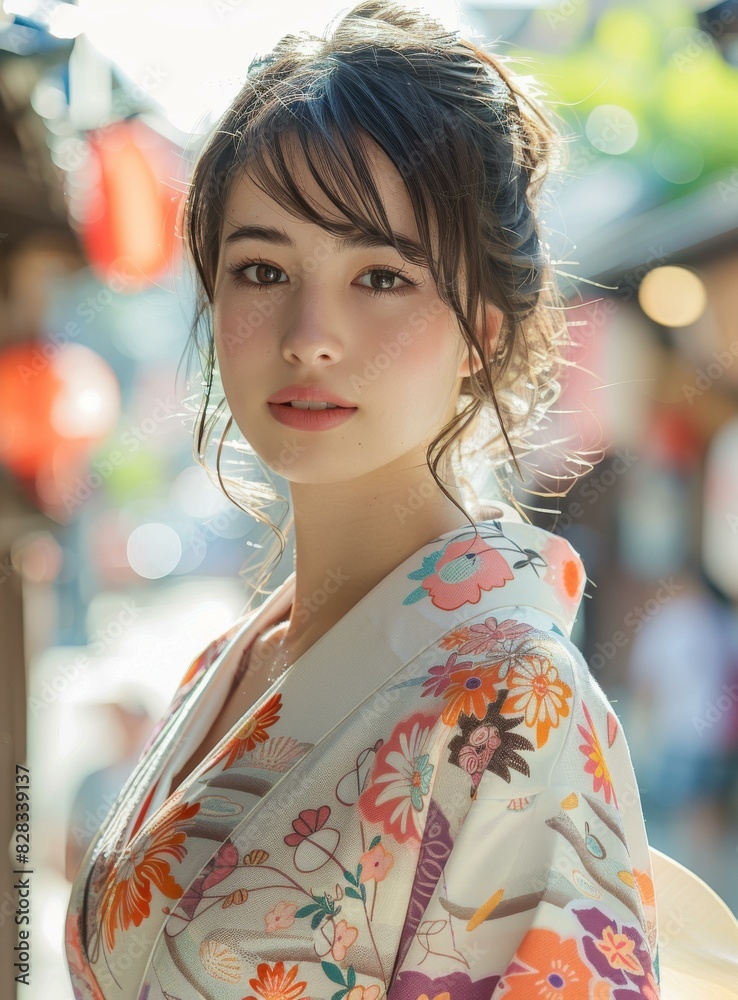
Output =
[{"x1": 178, "y1": 0, "x2": 583, "y2": 604}]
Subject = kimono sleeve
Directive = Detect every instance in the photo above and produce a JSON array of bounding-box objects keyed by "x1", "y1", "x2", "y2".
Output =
[{"x1": 389, "y1": 633, "x2": 661, "y2": 1000}]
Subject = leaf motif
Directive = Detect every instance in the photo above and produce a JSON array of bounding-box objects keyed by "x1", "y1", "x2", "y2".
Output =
[
  {"x1": 346, "y1": 967, "x2": 356, "y2": 990},
  {"x1": 243, "y1": 849, "x2": 269, "y2": 866},
  {"x1": 369, "y1": 835, "x2": 381, "y2": 849},
  {"x1": 343, "y1": 868, "x2": 357, "y2": 887},
  {"x1": 402, "y1": 586, "x2": 427, "y2": 605},
  {"x1": 356, "y1": 863, "x2": 363, "y2": 880},
  {"x1": 311, "y1": 909, "x2": 324, "y2": 930},
  {"x1": 295, "y1": 903, "x2": 320, "y2": 918},
  {"x1": 344, "y1": 886, "x2": 362, "y2": 900},
  {"x1": 360, "y1": 883, "x2": 366, "y2": 902},
  {"x1": 321, "y1": 961, "x2": 346, "y2": 986}
]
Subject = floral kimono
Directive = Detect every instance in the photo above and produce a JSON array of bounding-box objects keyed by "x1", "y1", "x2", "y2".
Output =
[{"x1": 65, "y1": 504, "x2": 660, "y2": 1000}]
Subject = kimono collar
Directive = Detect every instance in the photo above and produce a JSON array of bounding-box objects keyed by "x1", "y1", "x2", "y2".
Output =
[{"x1": 240, "y1": 501, "x2": 587, "y2": 654}]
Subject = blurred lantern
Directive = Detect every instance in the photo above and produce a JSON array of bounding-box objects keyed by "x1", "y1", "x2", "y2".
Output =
[
  {"x1": 702, "y1": 416, "x2": 738, "y2": 600},
  {"x1": 78, "y1": 117, "x2": 183, "y2": 290},
  {"x1": 0, "y1": 340, "x2": 121, "y2": 522}
]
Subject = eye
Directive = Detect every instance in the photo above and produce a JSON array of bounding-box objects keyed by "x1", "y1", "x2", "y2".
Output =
[
  {"x1": 224, "y1": 258, "x2": 288, "y2": 289},
  {"x1": 356, "y1": 267, "x2": 417, "y2": 298}
]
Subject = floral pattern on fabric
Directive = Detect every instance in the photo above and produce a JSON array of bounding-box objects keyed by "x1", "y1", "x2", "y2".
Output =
[
  {"x1": 98, "y1": 792, "x2": 201, "y2": 950},
  {"x1": 359, "y1": 712, "x2": 438, "y2": 842},
  {"x1": 447, "y1": 691, "x2": 534, "y2": 792},
  {"x1": 578, "y1": 701, "x2": 617, "y2": 806},
  {"x1": 64, "y1": 520, "x2": 659, "y2": 1000}
]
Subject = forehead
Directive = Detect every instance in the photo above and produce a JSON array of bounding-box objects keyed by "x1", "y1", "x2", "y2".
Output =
[{"x1": 222, "y1": 133, "x2": 419, "y2": 244}]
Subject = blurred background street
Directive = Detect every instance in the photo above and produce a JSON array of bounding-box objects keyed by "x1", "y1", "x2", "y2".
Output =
[{"x1": 0, "y1": 1, "x2": 737, "y2": 996}]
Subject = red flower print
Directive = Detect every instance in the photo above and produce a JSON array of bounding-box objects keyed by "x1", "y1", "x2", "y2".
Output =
[
  {"x1": 359, "y1": 712, "x2": 438, "y2": 843},
  {"x1": 284, "y1": 806, "x2": 331, "y2": 846},
  {"x1": 404, "y1": 536, "x2": 514, "y2": 611},
  {"x1": 99, "y1": 795, "x2": 201, "y2": 950},
  {"x1": 578, "y1": 701, "x2": 617, "y2": 806},
  {"x1": 242, "y1": 961, "x2": 307, "y2": 1000},
  {"x1": 284, "y1": 806, "x2": 341, "y2": 873},
  {"x1": 209, "y1": 692, "x2": 282, "y2": 771},
  {"x1": 440, "y1": 666, "x2": 499, "y2": 725}
]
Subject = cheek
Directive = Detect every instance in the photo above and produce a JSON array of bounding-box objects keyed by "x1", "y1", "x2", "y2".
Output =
[{"x1": 214, "y1": 295, "x2": 272, "y2": 359}]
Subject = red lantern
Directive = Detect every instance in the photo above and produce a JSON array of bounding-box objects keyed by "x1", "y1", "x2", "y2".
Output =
[
  {"x1": 0, "y1": 340, "x2": 120, "y2": 521},
  {"x1": 79, "y1": 118, "x2": 183, "y2": 290}
]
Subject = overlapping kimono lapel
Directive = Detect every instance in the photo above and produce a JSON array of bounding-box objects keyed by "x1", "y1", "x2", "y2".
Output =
[{"x1": 79, "y1": 508, "x2": 588, "y2": 989}]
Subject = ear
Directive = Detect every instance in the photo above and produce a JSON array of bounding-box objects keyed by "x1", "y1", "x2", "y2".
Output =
[{"x1": 457, "y1": 302, "x2": 503, "y2": 379}]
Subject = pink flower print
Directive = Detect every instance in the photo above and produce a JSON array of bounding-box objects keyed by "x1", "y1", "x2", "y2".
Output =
[
  {"x1": 346, "y1": 988, "x2": 381, "y2": 1000},
  {"x1": 459, "y1": 617, "x2": 535, "y2": 656},
  {"x1": 421, "y1": 651, "x2": 474, "y2": 699},
  {"x1": 265, "y1": 901, "x2": 298, "y2": 932},
  {"x1": 404, "y1": 537, "x2": 514, "y2": 611},
  {"x1": 457, "y1": 723, "x2": 502, "y2": 790},
  {"x1": 331, "y1": 919, "x2": 358, "y2": 961},
  {"x1": 578, "y1": 702, "x2": 617, "y2": 807},
  {"x1": 359, "y1": 843, "x2": 394, "y2": 883}
]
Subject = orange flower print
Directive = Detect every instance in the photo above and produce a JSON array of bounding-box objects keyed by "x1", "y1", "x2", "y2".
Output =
[
  {"x1": 346, "y1": 988, "x2": 381, "y2": 1000},
  {"x1": 331, "y1": 919, "x2": 359, "y2": 961},
  {"x1": 578, "y1": 701, "x2": 617, "y2": 807},
  {"x1": 540, "y1": 535, "x2": 585, "y2": 610},
  {"x1": 501, "y1": 654, "x2": 573, "y2": 748},
  {"x1": 265, "y1": 901, "x2": 298, "y2": 932},
  {"x1": 594, "y1": 925, "x2": 644, "y2": 975},
  {"x1": 99, "y1": 796, "x2": 201, "y2": 950},
  {"x1": 404, "y1": 536, "x2": 514, "y2": 611},
  {"x1": 498, "y1": 927, "x2": 593, "y2": 998},
  {"x1": 441, "y1": 666, "x2": 499, "y2": 725},
  {"x1": 359, "y1": 842, "x2": 394, "y2": 883},
  {"x1": 210, "y1": 692, "x2": 282, "y2": 771},
  {"x1": 243, "y1": 961, "x2": 307, "y2": 1000},
  {"x1": 438, "y1": 626, "x2": 475, "y2": 650}
]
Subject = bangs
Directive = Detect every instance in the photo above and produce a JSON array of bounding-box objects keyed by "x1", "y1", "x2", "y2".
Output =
[{"x1": 227, "y1": 61, "x2": 478, "y2": 297}]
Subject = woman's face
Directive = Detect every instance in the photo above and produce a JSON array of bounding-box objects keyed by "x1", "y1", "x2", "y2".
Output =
[{"x1": 212, "y1": 137, "x2": 489, "y2": 485}]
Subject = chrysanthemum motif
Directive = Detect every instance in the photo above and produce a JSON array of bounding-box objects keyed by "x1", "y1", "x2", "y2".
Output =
[
  {"x1": 98, "y1": 794, "x2": 201, "y2": 950},
  {"x1": 206, "y1": 692, "x2": 282, "y2": 772},
  {"x1": 500, "y1": 652, "x2": 573, "y2": 748},
  {"x1": 447, "y1": 690, "x2": 534, "y2": 793},
  {"x1": 243, "y1": 960, "x2": 308, "y2": 1000}
]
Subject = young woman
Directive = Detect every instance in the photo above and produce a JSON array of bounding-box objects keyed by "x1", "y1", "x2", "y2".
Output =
[{"x1": 65, "y1": 3, "x2": 664, "y2": 997}]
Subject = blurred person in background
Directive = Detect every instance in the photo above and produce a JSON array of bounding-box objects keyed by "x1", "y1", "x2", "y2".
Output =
[{"x1": 627, "y1": 563, "x2": 738, "y2": 885}]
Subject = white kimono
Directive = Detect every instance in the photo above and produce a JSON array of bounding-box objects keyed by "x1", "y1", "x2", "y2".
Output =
[{"x1": 65, "y1": 504, "x2": 661, "y2": 999}]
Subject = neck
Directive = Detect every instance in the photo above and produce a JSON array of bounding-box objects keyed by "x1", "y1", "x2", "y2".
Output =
[{"x1": 279, "y1": 454, "x2": 474, "y2": 654}]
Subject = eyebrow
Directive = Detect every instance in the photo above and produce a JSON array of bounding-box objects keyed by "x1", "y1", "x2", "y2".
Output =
[{"x1": 223, "y1": 223, "x2": 428, "y2": 263}]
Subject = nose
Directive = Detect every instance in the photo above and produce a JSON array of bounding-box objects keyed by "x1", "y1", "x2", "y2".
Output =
[{"x1": 279, "y1": 283, "x2": 345, "y2": 366}]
